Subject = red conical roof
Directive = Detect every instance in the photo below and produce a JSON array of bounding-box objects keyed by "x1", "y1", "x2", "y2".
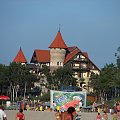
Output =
[
  {"x1": 49, "y1": 31, "x2": 67, "y2": 49},
  {"x1": 13, "y1": 47, "x2": 27, "y2": 63}
]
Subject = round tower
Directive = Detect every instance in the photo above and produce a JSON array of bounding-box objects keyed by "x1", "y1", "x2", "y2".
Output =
[{"x1": 49, "y1": 31, "x2": 67, "y2": 70}]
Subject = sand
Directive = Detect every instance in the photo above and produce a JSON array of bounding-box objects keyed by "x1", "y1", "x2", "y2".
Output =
[{"x1": 5, "y1": 110, "x2": 113, "y2": 120}]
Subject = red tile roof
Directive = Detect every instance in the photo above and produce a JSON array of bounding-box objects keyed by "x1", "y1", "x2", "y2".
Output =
[
  {"x1": 83, "y1": 52, "x2": 89, "y2": 58},
  {"x1": 31, "y1": 49, "x2": 50, "y2": 63},
  {"x1": 67, "y1": 46, "x2": 77, "y2": 52},
  {"x1": 13, "y1": 48, "x2": 27, "y2": 63},
  {"x1": 64, "y1": 47, "x2": 81, "y2": 64},
  {"x1": 49, "y1": 31, "x2": 68, "y2": 49}
]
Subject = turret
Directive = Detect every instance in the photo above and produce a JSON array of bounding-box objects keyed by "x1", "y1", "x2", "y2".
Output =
[
  {"x1": 13, "y1": 47, "x2": 27, "y2": 64},
  {"x1": 49, "y1": 31, "x2": 67, "y2": 70}
]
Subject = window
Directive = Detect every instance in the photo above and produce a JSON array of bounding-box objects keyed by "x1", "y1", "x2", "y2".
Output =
[{"x1": 57, "y1": 62, "x2": 59, "y2": 66}]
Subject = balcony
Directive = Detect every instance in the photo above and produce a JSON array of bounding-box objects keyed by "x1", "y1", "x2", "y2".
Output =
[
  {"x1": 72, "y1": 66, "x2": 90, "y2": 72},
  {"x1": 73, "y1": 58, "x2": 88, "y2": 63}
]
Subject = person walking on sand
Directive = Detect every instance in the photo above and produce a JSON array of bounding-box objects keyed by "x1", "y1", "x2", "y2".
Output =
[
  {"x1": 55, "y1": 110, "x2": 61, "y2": 120},
  {"x1": 116, "y1": 101, "x2": 120, "y2": 119},
  {"x1": 96, "y1": 113, "x2": 101, "y2": 120},
  {"x1": 113, "y1": 111, "x2": 117, "y2": 120},
  {"x1": 63, "y1": 107, "x2": 80, "y2": 120},
  {"x1": 0, "y1": 105, "x2": 7, "y2": 120},
  {"x1": 53, "y1": 101, "x2": 57, "y2": 111},
  {"x1": 16, "y1": 109, "x2": 25, "y2": 120},
  {"x1": 102, "y1": 112, "x2": 108, "y2": 120}
]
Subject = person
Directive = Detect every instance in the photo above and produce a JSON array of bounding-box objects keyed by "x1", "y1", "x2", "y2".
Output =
[
  {"x1": 98, "y1": 107, "x2": 101, "y2": 114},
  {"x1": 78, "y1": 100, "x2": 82, "y2": 112},
  {"x1": 0, "y1": 105, "x2": 7, "y2": 120},
  {"x1": 102, "y1": 112, "x2": 108, "y2": 120},
  {"x1": 55, "y1": 110, "x2": 61, "y2": 120},
  {"x1": 96, "y1": 113, "x2": 101, "y2": 120},
  {"x1": 92, "y1": 102, "x2": 96, "y2": 112},
  {"x1": 16, "y1": 109, "x2": 25, "y2": 120},
  {"x1": 63, "y1": 107, "x2": 80, "y2": 120},
  {"x1": 57, "y1": 106, "x2": 60, "y2": 112},
  {"x1": 53, "y1": 101, "x2": 57, "y2": 111},
  {"x1": 40, "y1": 105, "x2": 43, "y2": 111},
  {"x1": 21, "y1": 101, "x2": 24, "y2": 110},
  {"x1": 113, "y1": 111, "x2": 117, "y2": 120},
  {"x1": 61, "y1": 111, "x2": 68, "y2": 120},
  {"x1": 116, "y1": 102, "x2": 120, "y2": 119}
]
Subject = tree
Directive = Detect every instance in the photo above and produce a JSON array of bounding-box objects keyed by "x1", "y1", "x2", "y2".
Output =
[
  {"x1": 0, "y1": 64, "x2": 9, "y2": 95},
  {"x1": 90, "y1": 62, "x2": 120, "y2": 102},
  {"x1": 115, "y1": 47, "x2": 120, "y2": 68},
  {"x1": 41, "y1": 65, "x2": 77, "y2": 91},
  {"x1": 8, "y1": 62, "x2": 37, "y2": 100}
]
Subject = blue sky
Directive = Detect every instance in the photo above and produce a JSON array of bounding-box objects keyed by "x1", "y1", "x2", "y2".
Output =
[{"x1": 0, "y1": 0, "x2": 120, "y2": 68}]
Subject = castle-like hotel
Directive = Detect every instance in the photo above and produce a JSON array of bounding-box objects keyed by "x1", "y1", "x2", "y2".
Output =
[{"x1": 13, "y1": 30, "x2": 100, "y2": 92}]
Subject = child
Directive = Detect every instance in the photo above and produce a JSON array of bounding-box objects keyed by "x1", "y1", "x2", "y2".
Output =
[
  {"x1": 96, "y1": 113, "x2": 101, "y2": 120},
  {"x1": 102, "y1": 112, "x2": 108, "y2": 120},
  {"x1": 55, "y1": 110, "x2": 61, "y2": 120},
  {"x1": 16, "y1": 109, "x2": 25, "y2": 120},
  {"x1": 113, "y1": 111, "x2": 117, "y2": 120}
]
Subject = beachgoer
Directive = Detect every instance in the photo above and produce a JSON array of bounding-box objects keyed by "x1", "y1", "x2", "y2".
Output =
[
  {"x1": 40, "y1": 105, "x2": 43, "y2": 111},
  {"x1": 78, "y1": 100, "x2": 82, "y2": 112},
  {"x1": 113, "y1": 111, "x2": 117, "y2": 120},
  {"x1": 0, "y1": 105, "x2": 7, "y2": 120},
  {"x1": 92, "y1": 102, "x2": 96, "y2": 112},
  {"x1": 63, "y1": 107, "x2": 80, "y2": 120},
  {"x1": 53, "y1": 101, "x2": 57, "y2": 111},
  {"x1": 102, "y1": 112, "x2": 108, "y2": 120},
  {"x1": 98, "y1": 107, "x2": 101, "y2": 113},
  {"x1": 61, "y1": 111, "x2": 67, "y2": 120},
  {"x1": 21, "y1": 101, "x2": 24, "y2": 110},
  {"x1": 55, "y1": 110, "x2": 61, "y2": 120},
  {"x1": 96, "y1": 113, "x2": 101, "y2": 120},
  {"x1": 116, "y1": 102, "x2": 120, "y2": 119},
  {"x1": 64, "y1": 107, "x2": 74, "y2": 120},
  {"x1": 16, "y1": 109, "x2": 25, "y2": 120},
  {"x1": 57, "y1": 106, "x2": 60, "y2": 112}
]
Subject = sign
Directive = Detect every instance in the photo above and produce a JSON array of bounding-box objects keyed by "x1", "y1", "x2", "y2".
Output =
[{"x1": 50, "y1": 90, "x2": 86, "y2": 111}]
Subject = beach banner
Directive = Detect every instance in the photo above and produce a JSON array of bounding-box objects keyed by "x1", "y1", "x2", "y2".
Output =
[{"x1": 50, "y1": 90, "x2": 86, "y2": 111}]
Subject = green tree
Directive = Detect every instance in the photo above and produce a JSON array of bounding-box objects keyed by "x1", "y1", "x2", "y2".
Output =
[
  {"x1": 90, "y1": 63, "x2": 120, "y2": 102},
  {"x1": 42, "y1": 65, "x2": 77, "y2": 90},
  {"x1": 0, "y1": 64, "x2": 9, "y2": 94},
  {"x1": 8, "y1": 62, "x2": 37, "y2": 100},
  {"x1": 115, "y1": 47, "x2": 120, "y2": 68}
]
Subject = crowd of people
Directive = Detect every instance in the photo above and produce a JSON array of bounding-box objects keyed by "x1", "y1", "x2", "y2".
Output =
[
  {"x1": 54, "y1": 100, "x2": 120, "y2": 120},
  {"x1": 96, "y1": 101, "x2": 120, "y2": 120},
  {"x1": 1, "y1": 100, "x2": 120, "y2": 120}
]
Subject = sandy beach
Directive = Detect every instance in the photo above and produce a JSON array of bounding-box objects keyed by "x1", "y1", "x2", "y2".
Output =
[{"x1": 5, "y1": 110, "x2": 113, "y2": 120}]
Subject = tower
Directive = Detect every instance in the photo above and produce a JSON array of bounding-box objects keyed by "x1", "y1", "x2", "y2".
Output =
[
  {"x1": 49, "y1": 30, "x2": 67, "y2": 71},
  {"x1": 13, "y1": 47, "x2": 27, "y2": 64}
]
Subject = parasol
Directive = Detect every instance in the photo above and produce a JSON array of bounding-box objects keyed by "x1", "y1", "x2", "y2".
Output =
[{"x1": 0, "y1": 95, "x2": 10, "y2": 100}]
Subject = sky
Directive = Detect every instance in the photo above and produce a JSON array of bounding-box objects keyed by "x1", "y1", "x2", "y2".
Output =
[{"x1": 0, "y1": 0, "x2": 120, "y2": 69}]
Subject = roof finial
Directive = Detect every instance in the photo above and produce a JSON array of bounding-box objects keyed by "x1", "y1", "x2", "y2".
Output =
[{"x1": 58, "y1": 24, "x2": 61, "y2": 32}]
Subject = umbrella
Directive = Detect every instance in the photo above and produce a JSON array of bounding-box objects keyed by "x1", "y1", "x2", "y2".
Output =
[{"x1": 0, "y1": 95, "x2": 10, "y2": 100}]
